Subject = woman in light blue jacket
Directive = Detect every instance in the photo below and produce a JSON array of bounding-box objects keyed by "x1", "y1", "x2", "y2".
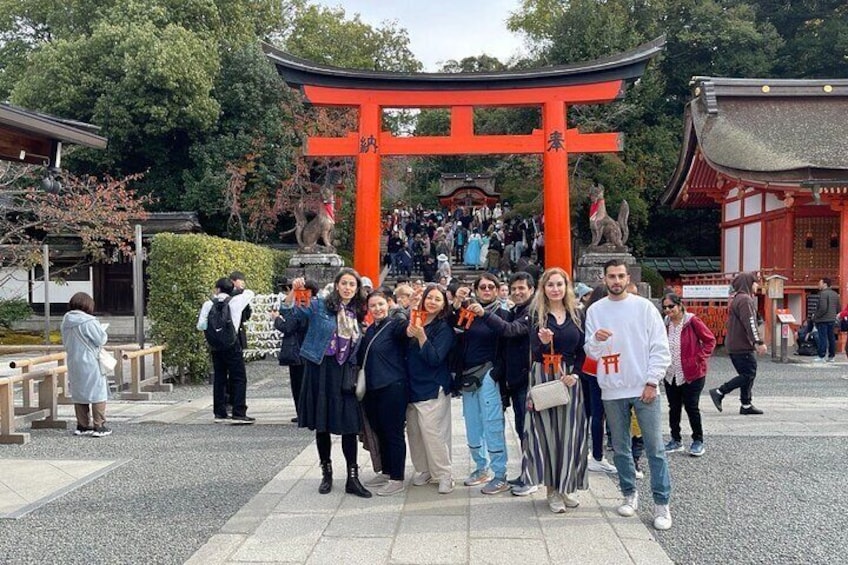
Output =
[{"x1": 61, "y1": 292, "x2": 111, "y2": 437}]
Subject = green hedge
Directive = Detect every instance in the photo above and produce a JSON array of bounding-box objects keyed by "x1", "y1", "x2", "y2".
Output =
[
  {"x1": 639, "y1": 264, "x2": 666, "y2": 299},
  {"x1": 147, "y1": 233, "x2": 290, "y2": 381}
]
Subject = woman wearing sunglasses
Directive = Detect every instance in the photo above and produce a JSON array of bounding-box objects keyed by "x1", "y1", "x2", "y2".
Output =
[{"x1": 661, "y1": 292, "x2": 716, "y2": 457}]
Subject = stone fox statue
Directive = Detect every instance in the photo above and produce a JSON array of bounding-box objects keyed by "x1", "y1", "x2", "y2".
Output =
[
  {"x1": 284, "y1": 169, "x2": 340, "y2": 253},
  {"x1": 589, "y1": 184, "x2": 629, "y2": 247}
]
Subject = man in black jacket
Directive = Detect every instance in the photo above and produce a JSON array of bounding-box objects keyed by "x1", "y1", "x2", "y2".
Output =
[
  {"x1": 482, "y1": 272, "x2": 537, "y2": 496},
  {"x1": 813, "y1": 277, "x2": 840, "y2": 362}
]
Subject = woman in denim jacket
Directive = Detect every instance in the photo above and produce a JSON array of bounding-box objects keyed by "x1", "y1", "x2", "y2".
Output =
[{"x1": 282, "y1": 268, "x2": 370, "y2": 498}]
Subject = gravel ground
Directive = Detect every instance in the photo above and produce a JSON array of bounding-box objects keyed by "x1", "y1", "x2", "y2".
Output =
[
  {"x1": 0, "y1": 360, "x2": 312, "y2": 565},
  {"x1": 645, "y1": 436, "x2": 848, "y2": 565},
  {"x1": 643, "y1": 355, "x2": 848, "y2": 565}
]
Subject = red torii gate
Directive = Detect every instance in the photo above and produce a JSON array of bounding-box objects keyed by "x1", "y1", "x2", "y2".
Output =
[{"x1": 264, "y1": 38, "x2": 665, "y2": 282}]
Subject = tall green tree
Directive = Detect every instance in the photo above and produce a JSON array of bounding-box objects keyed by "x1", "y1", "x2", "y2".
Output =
[{"x1": 507, "y1": 0, "x2": 785, "y2": 256}]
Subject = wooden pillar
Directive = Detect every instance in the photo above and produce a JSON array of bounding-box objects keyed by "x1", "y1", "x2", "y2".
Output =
[
  {"x1": 542, "y1": 99, "x2": 572, "y2": 272},
  {"x1": 354, "y1": 103, "x2": 381, "y2": 282},
  {"x1": 838, "y1": 204, "x2": 848, "y2": 292}
]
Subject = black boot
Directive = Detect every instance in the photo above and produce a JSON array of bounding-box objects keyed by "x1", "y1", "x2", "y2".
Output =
[
  {"x1": 345, "y1": 465, "x2": 372, "y2": 498},
  {"x1": 319, "y1": 461, "x2": 333, "y2": 494}
]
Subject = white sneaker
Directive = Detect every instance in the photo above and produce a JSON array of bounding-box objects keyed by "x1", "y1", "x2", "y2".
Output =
[
  {"x1": 364, "y1": 473, "x2": 390, "y2": 487},
  {"x1": 588, "y1": 457, "x2": 618, "y2": 474},
  {"x1": 653, "y1": 503, "x2": 672, "y2": 530},
  {"x1": 438, "y1": 478, "x2": 455, "y2": 494},
  {"x1": 617, "y1": 492, "x2": 639, "y2": 517},
  {"x1": 562, "y1": 493, "x2": 580, "y2": 508},
  {"x1": 376, "y1": 480, "x2": 405, "y2": 497},
  {"x1": 547, "y1": 490, "x2": 566, "y2": 514},
  {"x1": 412, "y1": 471, "x2": 432, "y2": 486},
  {"x1": 635, "y1": 469, "x2": 645, "y2": 480}
]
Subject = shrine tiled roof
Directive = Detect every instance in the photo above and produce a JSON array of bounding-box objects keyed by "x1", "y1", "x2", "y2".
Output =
[
  {"x1": 662, "y1": 77, "x2": 848, "y2": 207},
  {"x1": 641, "y1": 257, "x2": 721, "y2": 274},
  {"x1": 0, "y1": 103, "x2": 106, "y2": 149}
]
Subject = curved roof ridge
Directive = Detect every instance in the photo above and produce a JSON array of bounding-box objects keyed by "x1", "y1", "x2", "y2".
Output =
[{"x1": 262, "y1": 36, "x2": 665, "y2": 91}]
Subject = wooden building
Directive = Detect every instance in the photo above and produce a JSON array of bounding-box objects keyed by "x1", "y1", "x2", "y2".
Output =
[
  {"x1": 662, "y1": 77, "x2": 848, "y2": 343},
  {"x1": 437, "y1": 173, "x2": 499, "y2": 211}
]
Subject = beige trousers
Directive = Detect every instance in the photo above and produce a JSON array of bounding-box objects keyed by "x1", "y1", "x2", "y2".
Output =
[
  {"x1": 406, "y1": 390, "x2": 452, "y2": 480},
  {"x1": 74, "y1": 402, "x2": 106, "y2": 428}
]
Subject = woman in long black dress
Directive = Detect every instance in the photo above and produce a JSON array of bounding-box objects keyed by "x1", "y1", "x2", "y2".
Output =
[
  {"x1": 525, "y1": 267, "x2": 589, "y2": 513},
  {"x1": 282, "y1": 268, "x2": 371, "y2": 498}
]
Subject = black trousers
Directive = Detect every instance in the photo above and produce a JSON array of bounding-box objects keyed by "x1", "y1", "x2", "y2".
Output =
[
  {"x1": 362, "y1": 380, "x2": 408, "y2": 480},
  {"x1": 665, "y1": 377, "x2": 705, "y2": 442},
  {"x1": 289, "y1": 364, "x2": 304, "y2": 418},
  {"x1": 211, "y1": 347, "x2": 247, "y2": 418},
  {"x1": 721, "y1": 352, "x2": 758, "y2": 405}
]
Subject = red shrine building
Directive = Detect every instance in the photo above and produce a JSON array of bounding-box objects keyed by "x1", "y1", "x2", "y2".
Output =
[
  {"x1": 662, "y1": 77, "x2": 848, "y2": 344},
  {"x1": 264, "y1": 38, "x2": 665, "y2": 281},
  {"x1": 438, "y1": 173, "x2": 499, "y2": 211}
]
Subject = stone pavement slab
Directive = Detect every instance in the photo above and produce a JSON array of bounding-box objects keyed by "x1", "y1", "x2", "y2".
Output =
[
  {"x1": 0, "y1": 458, "x2": 128, "y2": 519},
  {"x1": 185, "y1": 401, "x2": 673, "y2": 565}
]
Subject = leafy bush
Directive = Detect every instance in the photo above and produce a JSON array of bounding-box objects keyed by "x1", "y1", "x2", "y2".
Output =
[
  {"x1": 639, "y1": 264, "x2": 666, "y2": 299},
  {"x1": 0, "y1": 298, "x2": 33, "y2": 330},
  {"x1": 147, "y1": 233, "x2": 290, "y2": 381}
]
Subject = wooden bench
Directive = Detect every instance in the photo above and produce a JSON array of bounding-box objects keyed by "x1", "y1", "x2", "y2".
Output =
[{"x1": 0, "y1": 368, "x2": 67, "y2": 444}]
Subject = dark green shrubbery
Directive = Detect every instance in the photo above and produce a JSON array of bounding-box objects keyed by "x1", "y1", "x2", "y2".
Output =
[
  {"x1": 0, "y1": 298, "x2": 33, "y2": 330},
  {"x1": 147, "y1": 233, "x2": 289, "y2": 381}
]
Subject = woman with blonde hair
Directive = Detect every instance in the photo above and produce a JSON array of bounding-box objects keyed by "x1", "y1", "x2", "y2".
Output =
[{"x1": 524, "y1": 268, "x2": 589, "y2": 513}]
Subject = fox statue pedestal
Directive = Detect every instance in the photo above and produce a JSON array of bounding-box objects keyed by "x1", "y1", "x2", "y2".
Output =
[
  {"x1": 286, "y1": 253, "x2": 344, "y2": 288},
  {"x1": 576, "y1": 250, "x2": 644, "y2": 293}
]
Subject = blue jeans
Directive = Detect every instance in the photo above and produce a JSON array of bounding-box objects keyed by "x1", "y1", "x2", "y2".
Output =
[
  {"x1": 603, "y1": 396, "x2": 671, "y2": 505},
  {"x1": 462, "y1": 372, "x2": 507, "y2": 479},
  {"x1": 815, "y1": 321, "x2": 837, "y2": 359}
]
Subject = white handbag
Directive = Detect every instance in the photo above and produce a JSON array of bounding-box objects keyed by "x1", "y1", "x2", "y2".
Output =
[{"x1": 530, "y1": 379, "x2": 571, "y2": 411}]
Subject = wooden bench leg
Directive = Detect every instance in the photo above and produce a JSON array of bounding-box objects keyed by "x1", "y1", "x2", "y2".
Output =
[
  {"x1": 0, "y1": 381, "x2": 30, "y2": 444},
  {"x1": 31, "y1": 373, "x2": 67, "y2": 430}
]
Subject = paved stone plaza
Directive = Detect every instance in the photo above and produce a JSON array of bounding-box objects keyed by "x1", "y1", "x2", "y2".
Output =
[{"x1": 0, "y1": 354, "x2": 846, "y2": 564}]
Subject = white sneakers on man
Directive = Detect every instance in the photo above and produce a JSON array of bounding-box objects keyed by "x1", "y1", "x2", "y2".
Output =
[
  {"x1": 617, "y1": 492, "x2": 639, "y2": 517},
  {"x1": 588, "y1": 457, "x2": 618, "y2": 474},
  {"x1": 653, "y1": 504, "x2": 672, "y2": 530},
  {"x1": 547, "y1": 491, "x2": 566, "y2": 513},
  {"x1": 412, "y1": 471, "x2": 432, "y2": 486}
]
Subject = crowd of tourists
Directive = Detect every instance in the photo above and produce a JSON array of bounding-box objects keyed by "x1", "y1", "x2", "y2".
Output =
[{"x1": 382, "y1": 204, "x2": 546, "y2": 283}]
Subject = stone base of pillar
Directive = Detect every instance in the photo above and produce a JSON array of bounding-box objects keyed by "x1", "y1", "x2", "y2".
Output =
[
  {"x1": 576, "y1": 250, "x2": 651, "y2": 298},
  {"x1": 285, "y1": 253, "x2": 345, "y2": 289}
]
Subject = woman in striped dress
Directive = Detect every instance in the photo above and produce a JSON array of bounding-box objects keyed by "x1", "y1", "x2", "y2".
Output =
[{"x1": 524, "y1": 267, "x2": 589, "y2": 513}]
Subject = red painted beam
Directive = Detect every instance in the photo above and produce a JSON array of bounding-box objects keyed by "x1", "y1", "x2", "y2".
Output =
[
  {"x1": 304, "y1": 129, "x2": 621, "y2": 157},
  {"x1": 302, "y1": 82, "x2": 625, "y2": 107}
]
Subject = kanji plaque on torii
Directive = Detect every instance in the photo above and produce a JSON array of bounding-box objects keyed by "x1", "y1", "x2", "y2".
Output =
[{"x1": 264, "y1": 38, "x2": 665, "y2": 281}]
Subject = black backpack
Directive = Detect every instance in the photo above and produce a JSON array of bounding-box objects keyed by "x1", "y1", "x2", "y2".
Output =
[{"x1": 204, "y1": 297, "x2": 237, "y2": 351}]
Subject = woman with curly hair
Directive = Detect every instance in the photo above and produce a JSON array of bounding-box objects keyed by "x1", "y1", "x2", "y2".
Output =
[{"x1": 282, "y1": 268, "x2": 371, "y2": 498}]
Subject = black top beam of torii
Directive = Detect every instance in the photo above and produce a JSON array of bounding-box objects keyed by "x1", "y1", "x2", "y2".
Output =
[{"x1": 262, "y1": 36, "x2": 666, "y2": 92}]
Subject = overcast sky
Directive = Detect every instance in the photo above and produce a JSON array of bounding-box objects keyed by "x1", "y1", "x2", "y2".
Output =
[{"x1": 315, "y1": 0, "x2": 528, "y2": 71}]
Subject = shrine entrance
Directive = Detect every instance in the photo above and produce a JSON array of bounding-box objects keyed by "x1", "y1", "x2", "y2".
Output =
[{"x1": 265, "y1": 38, "x2": 665, "y2": 281}]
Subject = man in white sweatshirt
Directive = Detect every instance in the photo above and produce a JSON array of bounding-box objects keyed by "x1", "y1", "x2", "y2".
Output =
[{"x1": 584, "y1": 260, "x2": 673, "y2": 530}]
